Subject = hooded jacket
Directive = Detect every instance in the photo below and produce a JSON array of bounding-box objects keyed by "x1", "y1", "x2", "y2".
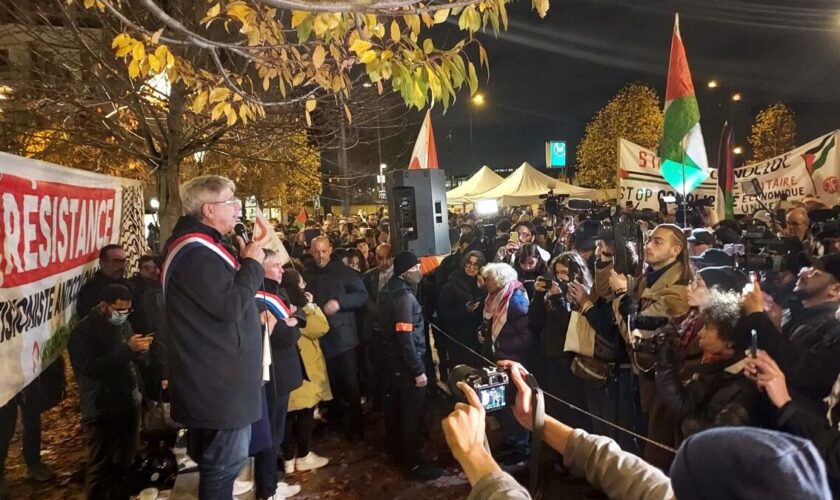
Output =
[{"x1": 162, "y1": 215, "x2": 264, "y2": 429}]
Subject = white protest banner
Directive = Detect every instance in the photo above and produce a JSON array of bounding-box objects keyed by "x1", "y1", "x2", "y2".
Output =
[
  {"x1": 617, "y1": 138, "x2": 716, "y2": 211},
  {"x1": 731, "y1": 131, "x2": 839, "y2": 214},
  {"x1": 0, "y1": 152, "x2": 145, "y2": 405}
]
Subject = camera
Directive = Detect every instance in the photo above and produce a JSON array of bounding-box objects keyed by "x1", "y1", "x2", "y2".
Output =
[
  {"x1": 448, "y1": 365, "x2": 512, "y2": 412},
  {"x1": 629, "y1": 315, "x2": 673, "y2": 355}
]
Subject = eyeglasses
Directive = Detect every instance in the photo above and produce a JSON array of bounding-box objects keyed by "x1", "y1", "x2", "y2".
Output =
[
  {"x1": 207, "y1": 198, "x2": 242, "y2": 208},
  {"x1": 465, "y1": 262, "x2": 481, "y2": 269}
]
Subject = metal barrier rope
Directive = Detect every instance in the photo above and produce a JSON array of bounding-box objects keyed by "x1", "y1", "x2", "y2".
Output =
[{"x1": 429, "y1": 322, "x2": 678, "y2": 454}]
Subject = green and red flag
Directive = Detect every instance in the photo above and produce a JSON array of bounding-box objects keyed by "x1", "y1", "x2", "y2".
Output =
[
  {"x1": 716, "y1": 121, "x2": 734, "y2": 221},
  {"x1": 659, "y1": 14, "x2": 710, "y2": 195}
]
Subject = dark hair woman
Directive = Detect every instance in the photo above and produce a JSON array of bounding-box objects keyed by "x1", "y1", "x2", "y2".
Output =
[
  {"x1": 437, "y1": 250, "x2": 488, "y2": 375},
  {"x1": 514, "y1": 243, "x2": 549, "y2": 300},
  {"x1": 529, "y1": 251, "x2": 593, "y2": 430}
]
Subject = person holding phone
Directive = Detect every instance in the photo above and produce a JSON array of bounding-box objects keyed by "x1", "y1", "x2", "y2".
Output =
[
  {"x1": 438, "y1": 251, "x2": 488, "y2": 373},
  {"x1": 494, "y1": 222, "x2": 550, "y2": 265},
  {"x1": 513, "y1": 244, "x2": 548, "y2": 300}
]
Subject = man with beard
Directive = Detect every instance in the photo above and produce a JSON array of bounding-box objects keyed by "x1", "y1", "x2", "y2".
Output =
[
  {"x1": 303, "y1": 237, "x2": 368, "y2": 441},
  {"x1": 76, "y1": 244, "x2": 130, "y2": 318},
  {"x1": 745, "y1": 254, "x2": 840, "y2": 407}
]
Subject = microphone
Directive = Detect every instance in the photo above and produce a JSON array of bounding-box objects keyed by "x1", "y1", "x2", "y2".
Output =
[{"x1": 234, "y1": 222, "x2": 251, "y2": 244}]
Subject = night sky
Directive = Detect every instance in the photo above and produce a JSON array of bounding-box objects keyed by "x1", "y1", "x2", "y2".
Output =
[{"x1": 418, "y1": 0, "x2": 840, "y2": 178}]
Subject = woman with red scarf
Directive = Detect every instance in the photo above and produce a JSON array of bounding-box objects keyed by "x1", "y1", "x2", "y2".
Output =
[{"x1": 479, "y1": 263, "x2": 535, "y2": 464}]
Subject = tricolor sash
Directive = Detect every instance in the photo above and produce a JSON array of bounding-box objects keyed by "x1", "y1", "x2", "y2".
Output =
[
  {"x1": 255, "y1": 290, "x2": 292, "y2": 320},
  {"x1": 162, "y1": 232, "x2": 240, "y2": 294}
]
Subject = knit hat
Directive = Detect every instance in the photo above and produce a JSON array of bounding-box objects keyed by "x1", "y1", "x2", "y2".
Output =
[
  {"x1": 393, "y1": 251, "x2": 420, "y2": 277},
  {"x1": 670, "y1": 427, "x2": 831, "y2": 500},
  {"x1": 697, "y1": 266, "x2": 748, "y2": 294}
]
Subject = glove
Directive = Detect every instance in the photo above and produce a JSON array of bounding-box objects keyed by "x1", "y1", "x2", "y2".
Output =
[{"x1": 415, "y1": 373, "x2": 428, "y2": 387}]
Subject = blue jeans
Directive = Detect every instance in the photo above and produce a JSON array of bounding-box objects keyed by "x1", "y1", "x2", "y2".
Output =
[{"x1": 188, "y1": 425, "x2": 251, "y2": 500}]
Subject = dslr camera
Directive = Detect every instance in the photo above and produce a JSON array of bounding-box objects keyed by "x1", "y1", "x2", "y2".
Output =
[
  {"x1": 629, "y1": 315, "x2": 672, "y2": 355},
  {"x1": 448, "y1": 365, "x2": 512, "y2": 412}
]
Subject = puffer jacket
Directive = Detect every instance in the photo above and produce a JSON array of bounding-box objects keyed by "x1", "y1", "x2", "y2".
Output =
[{"x1": 288, "y1": 304, "x2": 333, "y2": 411}]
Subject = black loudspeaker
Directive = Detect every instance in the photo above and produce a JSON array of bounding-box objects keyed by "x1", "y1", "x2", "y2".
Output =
[{"x1": 386, "y1": 169, "x2": 451, "y2": 257}]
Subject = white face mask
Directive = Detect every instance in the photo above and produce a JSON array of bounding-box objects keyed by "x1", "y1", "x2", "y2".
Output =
[
  {"x1": 108, "y1": 309, "x2": 130, "y2": 326},
  {"x1": 402, "y1": 269, "x2": 422, "y2": 285}
]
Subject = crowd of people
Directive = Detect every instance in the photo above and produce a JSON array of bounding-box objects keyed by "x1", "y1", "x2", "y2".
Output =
[{"x1": 6, "y1": 173, "x2": 840, "y2": 499}]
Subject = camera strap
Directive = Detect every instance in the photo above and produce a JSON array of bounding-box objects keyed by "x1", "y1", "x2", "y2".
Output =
[{"x1": 526, "y1": 373, "x2": 544, "y2": 498}]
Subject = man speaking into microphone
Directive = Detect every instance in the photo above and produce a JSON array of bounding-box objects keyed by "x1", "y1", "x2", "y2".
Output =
[{"x1": 162, "y1": 175, "x2": 265, "y2": 499}]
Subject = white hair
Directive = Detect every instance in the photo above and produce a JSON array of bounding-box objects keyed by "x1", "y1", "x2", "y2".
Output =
[
  {"x1": 480, "y1": 263, "x2": 518, "y2": 289},
  {"x1": 180, "y1": 175, "x2": 236, "y2": 217}
]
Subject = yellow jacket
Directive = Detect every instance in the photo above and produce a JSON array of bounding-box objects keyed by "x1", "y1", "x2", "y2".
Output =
[{"x1": 288, "y1": 303, "x2": 333, "y2": 411}]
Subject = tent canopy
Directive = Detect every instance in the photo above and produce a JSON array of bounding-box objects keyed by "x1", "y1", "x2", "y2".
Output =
[
  {"x1": 469, "y1": 162, "x2": 598, "y2": 205},
  {"x1": 446, "y1": 165, "x2": 504, "y2": 204}
]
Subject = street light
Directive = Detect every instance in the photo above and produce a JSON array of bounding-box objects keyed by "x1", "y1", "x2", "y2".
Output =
[
  {"x1": 468, "y1": 93, "x2": 485, "y2": 168},
  {"x1": 707, "y1": 80, "x2": 719, "y2": 89},
  {"x1": 731, "y1": 93, "x2": 742, "y2": 102},
  {"x1": 362, "y1": 82, "x2": 372, "y2": 88},
  {"x1": 733, "y1": 146, "x2": 743, "y2": 155},
  {"x1": 150, "y1": 197, "x2": 160, "y2": 210}
]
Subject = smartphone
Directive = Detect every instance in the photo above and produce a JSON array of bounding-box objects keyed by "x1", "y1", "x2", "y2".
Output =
[
  {"x1": 509, "y1": 231, "x2": 519, "y2": 244},
  {"x1": 750, "y1": 329, "x2": 758, "y2": 358}
]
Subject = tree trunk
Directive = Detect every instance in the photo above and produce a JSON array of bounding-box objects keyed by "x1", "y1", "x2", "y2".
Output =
[
  {"x1": 339, "y1": 118, "x2": 350, "y2": 216},
  {"x1": 158, "y1": 81, "x2": 187, "y2": 241}
]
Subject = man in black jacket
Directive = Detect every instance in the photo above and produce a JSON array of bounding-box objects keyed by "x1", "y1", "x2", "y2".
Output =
[
  {"x1": 162, "y1": 175, "x2": 265, "y2": 500},
  {"x1": 379, "y1": 252, "x2": 441, "y2": 480},
  {"x1": 75, "y1": 244, "x2": 130, "y2": 318},
  {"x1": 303, "y1": 236, "x2": 368, "y2": 441},
  {"x1": 68, "y1": 284, "x2": 151, "y2": 499}
]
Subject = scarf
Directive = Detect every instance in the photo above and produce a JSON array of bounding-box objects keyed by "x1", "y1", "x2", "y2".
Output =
[{"x1": 483, "y1": 280, "x2": 522, "y2": 342}]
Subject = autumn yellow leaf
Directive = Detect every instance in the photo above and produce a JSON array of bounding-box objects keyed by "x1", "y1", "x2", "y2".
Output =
[
  {"x1": 192, "y1": 91, "x2": 209, "y2": 113},
  {"x1": 359, "y1": 50, "x2": 377, "y2": 64},
  {"x1": 225, "y1": 104, "x2": 237, "y2": 126},
  {"x1": 127, "y1": 59, "x2": 140, "y2": 79},
  {"x1": 389, "y1": 21, "x2": 400, "y2": 43},
  {"x1": 433, "y1": 9, "x2": 450, "y2": 24},
  {"x1": 131, "y1": 43, "x2": 145, "y2": 62},
  {"x1": 305, "y1": 109, "x2": 312, "y2": 127},
  {"x1": 305, "y1": 99, "x2": 317, "y2": 112},
  {"x1": 209, "y1": 87, "x2": 230, "y2": 103},
  {"x1": 290, "y1": 11, "x2": 309, "y2": 28},
  {"x1": 205, "y1": 3, "x2": 221, "y2": 19},
  {"x1": 211, "y1": 101, "x2": 227, "y2": 121},
  {"x1": 344, "y1": 103, "x2": 352, "y2": 124},
  {"x1": 349, "y1": 39, "x2": 372, "y2": 55},
  {"x1": 150, "y1": 28, "x2": 164, "y2": 45},
  {"x1": 312, "y1": 45, "x2": 326, "y2": 69},
  {"x1": 147, "y1": 54, "x2": 161, "y2": 72},
  {"x1": 111, "y1": 33, "x2": 130, "y2": 49}
]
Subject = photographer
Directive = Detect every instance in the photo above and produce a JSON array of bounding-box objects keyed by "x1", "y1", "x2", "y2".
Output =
[
  {"x1": 494, "y1": 222, "x2": 550, "y2": 265},
  {"x1": 513, "y1": 244, "x2": 549, "y2": 300},
  {"x1": 609, "y1": 224, "x2": 692, "y2": 469},
  {"x1": 480, "y1": 263, "x2": 535, "y2": 463},
  {"x1": 528, "y1": 253, "x2": 591, "y2": 430},
  {"x1": 655, "y1": 290, "x2": 758, "y2": 442},
  {"x1": 443, "y1": 361, "x2": 832, "y2": 500}
]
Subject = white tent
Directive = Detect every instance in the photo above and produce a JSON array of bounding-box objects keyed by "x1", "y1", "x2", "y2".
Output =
[
  {"x1": 446, "y1": 165, "x2": 504, "y2": 204},
  {"x1": 469, "y1": 162, "x2": 598, "y2": 205}
]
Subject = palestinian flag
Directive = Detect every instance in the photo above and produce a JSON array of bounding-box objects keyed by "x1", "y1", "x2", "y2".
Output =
[
  {"x1": 659, "y1": 14, "x2": 710, "y2": 195},
  {"x1": 803, "y1": 133, "x2": 837, "y2": 192},
  {"x1": 715, "y1": 121, "x2": 734, "y2": 221}
]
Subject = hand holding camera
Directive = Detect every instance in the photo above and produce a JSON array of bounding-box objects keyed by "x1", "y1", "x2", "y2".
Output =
[
  {"x1": 496, "y1": 360, "x2": 533, "y2": 430},
  {"x1": 744, "y1": 349, "x2": 792, "y2": 409}
]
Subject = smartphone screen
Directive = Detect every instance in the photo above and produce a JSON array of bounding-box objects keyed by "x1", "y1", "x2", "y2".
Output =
[
  {"x1": 509, "y1": 231, "x2": 519, "y2": 243},
  {"x1": 750, "y1": 329, "x2": 758, "y2": 358}
]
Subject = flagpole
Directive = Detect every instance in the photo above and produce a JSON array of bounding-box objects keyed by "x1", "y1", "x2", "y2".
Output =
[{"x1": 681, "y1": 136, "x2": 688, "y2": 228}]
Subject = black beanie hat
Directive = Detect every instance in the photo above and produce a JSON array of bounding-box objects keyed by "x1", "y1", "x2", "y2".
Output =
[
  {"x1": 393, "y1": 251, "x2": 420, "y2": 277},
  {"x1": 671, "y1": 427, "x2": 831, "y2": 500},
  {"x1": 697, "y1": 266, "x2": 748, "y2": 294},
  {"x1": 817, "y1": 253, "x2": 840, "y2": 283}
]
